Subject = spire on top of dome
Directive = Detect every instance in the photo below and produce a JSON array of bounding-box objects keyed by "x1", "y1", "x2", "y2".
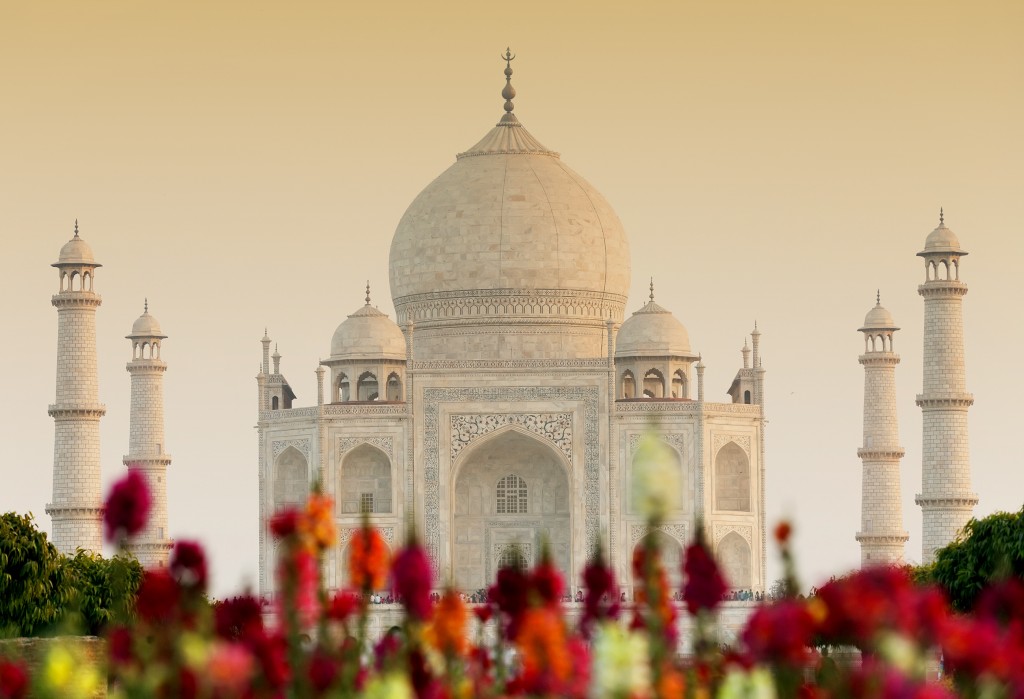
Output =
[
  {"x1": 74, "y1": 219, "x2": 79, "y2": 238},
  {"x1": 456, "y1": 50, "x2": 558, "y2": 158},
  {"x1": 940, "y1": 207, "x2": 944, "y2": 225},
  {"x1": 649, "y1": 278, "x2": 655, "y2": 303},
  {"x1": 365, "y1": 280, "x2": 371, "y2": 305},
  {"x1": 501, "y1": 47, "x2": 517, "y2": 123}
]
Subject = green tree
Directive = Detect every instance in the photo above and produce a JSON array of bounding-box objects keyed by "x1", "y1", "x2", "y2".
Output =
[
  {"x1": 931, "y1": 505, "x2": 1024, "y2": 613},
  {"x1": 64, "y1": 551, "x2": 143, "y2": 635},
  {"x1": 0, "y1": 512, "x2": 71, "y2": 636}
]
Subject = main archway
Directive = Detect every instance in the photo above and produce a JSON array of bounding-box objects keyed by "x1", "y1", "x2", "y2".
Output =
[{"x1": 450, "y1": 429, "x2": 571, "y2": 592}]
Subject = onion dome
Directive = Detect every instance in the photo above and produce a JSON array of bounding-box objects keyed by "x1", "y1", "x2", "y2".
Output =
[
  {"x1": 388, "y1": 51, "x2": 630, "y2": 360},
  {"x1": 860, "y1": 292, "x2": 899, "y2": 331},
  {"x1": 127, "y1": 300, "x2": 167, "y2": 339},
  {"x1": 53, "y1": 220, "x2": 101, "y2": 267},
  {"x1": 918, "y1": 209, "x2": 967, "y2": 256},
  {"x1": 329, "y1": 285, "x2": 406, "y2": 362},
  {"x1": 615, "y1": 282, "x2": 695, "y2": 358}
]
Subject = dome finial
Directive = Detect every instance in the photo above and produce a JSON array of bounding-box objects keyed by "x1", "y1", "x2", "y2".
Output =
[
  {"x1": 649, "y1": 277, "x2": 655, "y2": 302},
  {"x1": 876, "y1": 289, "x2": 881, "y2": 305},
  {"x1": 365, "y1": 281, "x2": 371, "y2": 305},
  {"x1": 144, "y1": 298, "x2": 148, "y2": 314},
  {"x1": 501, "y1": 47, "x2": 516, "y2": 117},
  {"x1": 939, "y1": 207, "x2": 944, "y2": 225},
  {"x1": 74, "y1": 219, "x2": 79, "y2": 238}
]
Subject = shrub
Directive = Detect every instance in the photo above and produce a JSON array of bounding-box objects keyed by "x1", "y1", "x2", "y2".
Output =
[{"x1": 0, "y1": 513, "x2": 70, "y2": 637}]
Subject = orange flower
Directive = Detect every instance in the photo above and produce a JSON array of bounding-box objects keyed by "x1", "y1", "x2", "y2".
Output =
[
  {"x1": 515, "y1": 607, "x2": 571, "y2": 690},
  {"x1": 430, "y1": 589, "x2": 469, "y2": 657},
  {"x1": 657, "y1": 666, "x2": 686, "y2": 699},
  {"x1": 304, "y1": 494, "x2": 336, "y2": 551},
  {"x1": 348, "y1": 527, "x2": 389, "y2": 591}
]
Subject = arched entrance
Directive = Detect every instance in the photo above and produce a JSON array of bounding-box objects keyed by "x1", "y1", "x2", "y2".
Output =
[{"x1": 451, "y1": 429, "x2": 571, "y2": 591}]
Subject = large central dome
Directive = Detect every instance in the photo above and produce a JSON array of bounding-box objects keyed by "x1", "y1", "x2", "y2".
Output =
[{"x1": 388, "y1": 62, "x2": 631, "y2": 361}]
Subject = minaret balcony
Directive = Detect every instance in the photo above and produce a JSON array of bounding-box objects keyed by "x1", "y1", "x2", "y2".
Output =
[
  {"x1": 856, "y1": 447, "x2": 905, "y2": 460},
  {"x1": 48, "y1": 404, "x2": 107, "y2": 418},
  {"x1": 917, "y1": 281, "x2": 968, "y2": 298},
  {"x1": 915, "y1": 394, "x2": 974, "y2": 409}
]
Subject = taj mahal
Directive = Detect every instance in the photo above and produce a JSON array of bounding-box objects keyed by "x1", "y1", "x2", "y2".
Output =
[{"x1": 42, "y1": 54, "x2": 978, "y2": 603}]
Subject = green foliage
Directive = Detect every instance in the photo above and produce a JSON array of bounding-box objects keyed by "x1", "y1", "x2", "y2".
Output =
[
  {"x1": 931, "y1": 505, "x2": 1024, "y2": 613},
  {"x1": 906, "y1": 562, "x2": 935, "y2": 587},
  {"x1": 64, "y1": 551, "x2": 143, "y2": 635},
  {"x1": 0, "y1": 513, "x2": 71, "y2": 637}
]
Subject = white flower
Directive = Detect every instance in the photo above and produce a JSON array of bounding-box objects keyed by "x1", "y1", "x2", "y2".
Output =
[
  {"x1": 717, "y1": 667, "x2": 777, "y2": 699},
  {"x1": 630, "y1": 432, "x2": 681, "y2": 521},
  {"x1": 590, "y1": 622, "x2": 651, "y2": 698}
]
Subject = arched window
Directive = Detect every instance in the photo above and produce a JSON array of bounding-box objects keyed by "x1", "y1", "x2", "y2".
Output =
[
  {"x1": 743, "y1": 390, "x2": 751, "y2": 404},
  {"x1": 271, "y1": 396, "x2": 279, "y2": 410},
  {"x1": 715, "y1": 442, "x2": 751, "y2": 512},
  {"x1": 496, "y1": 474, "x2": 528, "y2": 514},
  {"x1": 386, "y1": 373, "x2": 402, "y2": 401},
  {"x1": 357, "y1": 372, "x2": 378, "y2": 401},
  {"x1": 643, "y1": 369, "x2": 665, "y2": 398},
  {"x1": 672, "y1": 370, "x2": 686, "y2": 399},
  {"x1": 621, "y1": 370, "x2": 636, "y2": 399},
  {"x1": 337, "y1": 373, "x2": 350, "y2": 402}
]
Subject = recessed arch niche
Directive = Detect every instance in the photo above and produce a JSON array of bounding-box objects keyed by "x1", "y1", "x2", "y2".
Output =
[
  {"x1": 273, "y1": 446, "x2": 308, "y2": 509},
  {"x1": 338, "y1": 444, "x2": 392, "y2": 515},
  {"x1": 717, "y1": 532, "x2": 752, "y2": 589},
  {"x1": 451, "y1": 428, "x2": 571, "y2": 591},
  {"x1": 715, "y1": 442, "x2": 750, "y2": 512},
  {"x1": 631, "y1": 531, "x2": 684, "y2": 593}
]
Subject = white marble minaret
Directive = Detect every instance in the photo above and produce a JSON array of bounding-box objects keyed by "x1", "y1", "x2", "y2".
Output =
[
  {"x1": 915, "y1": 211, "x2": 977, "y2": 564},
  {"x1": 124, "y1": 301, "x2": 173, "y2": 566},
  {"x1": 856, "y1": 293, "x2": 909, "y2": 566},
  {"x1": 46, "y1": 222, "x2": 105, "y2": 554}
]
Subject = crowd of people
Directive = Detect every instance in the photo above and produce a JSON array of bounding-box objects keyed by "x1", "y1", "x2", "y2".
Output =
[{"x1": 361, "y1": 587, "x2": 766, "y2": 605}]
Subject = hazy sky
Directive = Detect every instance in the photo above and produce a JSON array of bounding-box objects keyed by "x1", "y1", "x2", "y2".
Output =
[{"x1": 1, "y1": 1, "x2": 1022, "y2": 596}]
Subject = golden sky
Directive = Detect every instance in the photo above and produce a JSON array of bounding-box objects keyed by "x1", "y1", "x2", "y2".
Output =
[{"x1": 1, "y1": 0, "x2": 1022, "y2": 594}]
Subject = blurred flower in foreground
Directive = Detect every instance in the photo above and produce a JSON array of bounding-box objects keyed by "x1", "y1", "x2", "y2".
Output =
[
  {"x1": 40, "y1": 644, "x2": 101, "y2": 699},
  {"x1": 682, "y1": 532, "x2": 728, "y2": 615},
  {"x1": 305, "y1": 493, "x2": 337, "y2": 550},
  {"x1": 103, "y1": 469, "x2": 151, "y2": 541},
  {"x1": 363, "y1": 672, "x2": 414, "y2": 699},
  {"x1": 591, "y1": 623, "x2": 651, "y2": 698},
  {"x1": 718, "y1": 667, "x2": 777, "y2": 699},
  {"x1": 630, "y1": 433, "x2": 680, "y2": 522},
  {"x1": 349, "y1": 527, "x2": 390, "y2": 592},
  {"x1": 0, "y1": 659, "x2": 28, "y2": 699},
  {"x1": 392, "y1": 532, "x2": 433, "y2": 621}
]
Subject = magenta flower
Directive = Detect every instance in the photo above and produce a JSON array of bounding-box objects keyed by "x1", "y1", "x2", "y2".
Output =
[{"x1": 103, "y1": 470, "x2": 151, "y2": 541}]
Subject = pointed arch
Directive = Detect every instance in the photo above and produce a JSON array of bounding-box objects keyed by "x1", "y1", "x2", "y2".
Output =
[
  {"x1": 631, "y1": 531, "x2": 684, "y2": 593},
  {"x1": 643, "y1": 368, "x2": 665, "y2": 398},
  {"x1": 386, "y1": 372, "x2": 402, "y2": 401},
  {"x1": 357, "y1": 372, "x2": 378, "y2": 401},
  {"x1": 621, "y1": 370, "x2": 636, "y2": 399},
  {"x1": 715, "y1": 442, "x2": 750, "y2": 512},
  {"x1": 717, "y1": 532, "x2": 752, "y2": 589},
  {"x1": 339, "y1": 443, "x2": 392, "y2": 514},
  {"x1": 273, "y1": 445, "x2": 308, "y2": 508}
]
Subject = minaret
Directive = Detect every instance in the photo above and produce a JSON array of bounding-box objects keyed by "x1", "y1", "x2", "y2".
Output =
[
  {"x1": 124, "y1": 301, "x2": 173, "y2": 566},
  {"x1": 856, "y1": 293, "x2": 909, "y2": 566},
  {"x1": 915, "y1": 210, "x2": 977, "y2": 563},
  {"x1": 46, "y1": 221, "x2": 105, "y2": 554}
]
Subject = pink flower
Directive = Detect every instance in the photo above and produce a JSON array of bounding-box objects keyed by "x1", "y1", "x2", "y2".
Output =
[
  {"x1": 103, "y1": 470, "x2": 151, "y2": 541},
  {"x1": 206, "y1": 642, "x2": 255, "y2": 695}
]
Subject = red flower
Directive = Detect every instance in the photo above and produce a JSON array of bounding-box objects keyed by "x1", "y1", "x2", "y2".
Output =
[
  {"x1": 474, "y1": 605, "x2": 493, "y2": 624},
  {"x1": 489, "y1": 565, "x2": 529, "y2": 636},
  {"x1": 214, "y1": 595, "x2": 265, "y2": 641},
  {"x1": 269, "y1": 508, "x2": 301, "y2": 538},
  {"x1": 529, "y1": 554, "x2": 564, "y2": 608},
  {"x1": 392, "y1": 537, "x2": 434, "y2": 621},
  {"x1": 103, "y1": 470, "x2": 151, "y2": 541},
  {"x1": 327, "y1": 589, "x2": 359, "y2": 622},
  {"x1": 742, "y1": 599, "x2": 816, "y2": 665},
  {"x1": 170, "y1": 540, "x2": 208, "y2": 592},
  {"x1": 580, "y1": 552, "x2": 619, "y2": 636},
  {"x1": 276, "y1": 547, "x2": 319, "y2": 629},
  {"x1": 682, "y1": 539, "x2": 728, "y2": 615},
  {"x1": 107, "y1": 625, "x2": 134, "y2": 664},
  {"x1": 136, "y1": 568, "x2": 180, "y2": 623},
  {"x1": 308, "y1": 651, "x2": 338, "y2": 692},
  {"x1": 774, "y1": 521, "x2": 792, "y2": 545},
  {"x1": 0, "y1": 659, "x2": 28, "y2": 699}
]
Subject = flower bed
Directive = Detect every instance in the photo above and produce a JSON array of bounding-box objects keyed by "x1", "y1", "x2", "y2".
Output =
[{"x1": 1, "y1": 474, "x2": 1022, "y2": 698}]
